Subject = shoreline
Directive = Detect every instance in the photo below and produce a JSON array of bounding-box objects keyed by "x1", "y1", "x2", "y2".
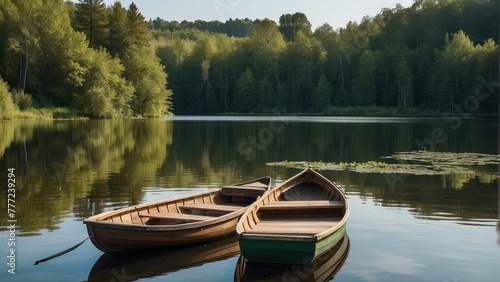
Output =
[{"x1": 2, "y1": 106, "x2": 498, "y2": 120}]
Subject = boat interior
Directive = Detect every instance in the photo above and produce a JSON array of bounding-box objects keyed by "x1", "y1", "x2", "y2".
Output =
[
  {"x1": 241, "y1": 181, "x2": 345, "y2": 237},
  {"x1": 100, "y1": 179, "x2": 271, "y2": 226}
]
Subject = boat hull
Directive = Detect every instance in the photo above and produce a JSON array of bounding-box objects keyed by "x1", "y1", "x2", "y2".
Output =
[
  {"x1": 238, "y1": 223, "x2": 346, "y2": 264},
  {"x1": 86, "y1": 216, "x2": 240, "y2": 252},
  {"x1": 235, "y1": 233, "x2": 350, "y2": 282}
]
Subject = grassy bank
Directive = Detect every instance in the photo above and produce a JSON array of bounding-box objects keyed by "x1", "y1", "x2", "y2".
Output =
[{"x1": 4, "y1": 107, "x2": 80, "y2": 120}]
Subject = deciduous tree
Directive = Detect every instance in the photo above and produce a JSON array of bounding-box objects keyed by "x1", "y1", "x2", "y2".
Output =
[
  {"x1": 278, "y1": 12, "x2": 312, "y2": 42},
  {"x1": 0, "y1": 77, "x2": 17, "y2": 119},
  {"x1": 123, "y1": 45, "x2": 173, "y2": 117}
]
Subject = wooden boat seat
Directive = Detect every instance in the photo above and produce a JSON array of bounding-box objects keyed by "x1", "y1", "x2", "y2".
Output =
[
  {"x1": 139, "y1": 212, "x2": 214, "y2": 222},
  {"x1": 245, "y1": 217, "x2": 342, "y2": 236},
  {"x1": 260, "y1": 200, "x2": 345, "y2": 210},
  {"x1": 179, "y1": 203, "x2": 242, "y2": 213},
  {"x1": 220, "y1": 185, "x2": 267, "y2": 198}
]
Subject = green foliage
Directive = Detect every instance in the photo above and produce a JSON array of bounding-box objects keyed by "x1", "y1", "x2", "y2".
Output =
[
  {"x1": 123, "y1": 45, "x2": 172, "y2": 117},
  {"x1": 11, "y1": 89, "x2": 33, "y2": 110},
  {"x1": 0, "y1": 77, "x2": 17, "y2": 119},
  {"x1": 107, "y1": 1, "x2": 128, "y2": 58},
  {"x1": 1, "y1": 0, "x2": 498, "y2": 118},
  {"x1": 311, "y1": 73, "x2": 332, "y2": 112},
  {"x1": 279, "y1": 12, "x2": 313, "y2": 41},
  {"x1": 126, "y1": 2, "x2": 150, "y2": 47},
  {"x1": 74, "y1": 0, "x2": 109, "y2": 49},
  {"x1": 0, "y1": 0, "x2": 173, "y2": 119},
  {"x1": 72, "y1": 48, "x2": 133, "y2": 118},
  {"x1": 233, "y1": 68, "x2": 257, "y2": 113},
  {"x1": 352, "y1": 50, "x2": 378, "y2": 106},
  {"x1": 156, "y1": 0, "x2": 498, "y2": 116}
]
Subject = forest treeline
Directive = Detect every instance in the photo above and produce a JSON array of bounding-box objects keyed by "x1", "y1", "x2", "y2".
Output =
[
  {"x1": 0, "y1": 0, "x2": 172, "y2": 119},
  {"x1": 0, "y1": 0, "x2": 499, "y2": 119},
  {"x1": 152, "y1": 0, "x2": 499, "y2": 115}
]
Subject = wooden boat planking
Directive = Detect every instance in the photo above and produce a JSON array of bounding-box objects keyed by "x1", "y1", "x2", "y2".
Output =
[
  {"x1": 84, "y1": 176, "x2": 271, "y2": 252},
  {"x1": 236, "y1": 168, "x2": 349, "y2": 264}
]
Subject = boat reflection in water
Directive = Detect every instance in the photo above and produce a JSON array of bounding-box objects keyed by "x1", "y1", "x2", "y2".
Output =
[
  {"x1": 87, "y1": 235, "x2": 239, "y2": 281},
  {"x1": 235, "y1": 233, "x2": 350, "y2": 282}
]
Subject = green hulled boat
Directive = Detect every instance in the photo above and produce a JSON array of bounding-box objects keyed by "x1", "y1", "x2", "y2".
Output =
[
  {"x1": 236, "y1": 168, "x2": 349, "y2": 264},
  {"x1": 234, "y1": 233, "x2": 350, "y2": 281}
]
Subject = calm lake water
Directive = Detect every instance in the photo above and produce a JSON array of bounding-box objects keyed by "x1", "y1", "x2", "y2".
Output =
[{"x1": 0, "y1": 116, "x2": 498, "y2": 282}]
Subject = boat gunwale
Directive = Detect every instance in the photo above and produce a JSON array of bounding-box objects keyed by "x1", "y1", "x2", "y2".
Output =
[{"x1": 84, "y1": 177, "x2": 272, "y2": 232}]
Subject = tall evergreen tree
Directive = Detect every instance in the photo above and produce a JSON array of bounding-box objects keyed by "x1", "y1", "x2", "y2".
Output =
[
  {"x1": 107, "y1": 1, "x2": 128, "y2": 58},
  {"x1": 311, "y1": 73, "x2": 332, "y2": 112},
  {"x1": 394, "y1": 59, "x2": 413, "y2": 109},
  {"x1": 126, "y1": 2, "x2": 150, "y2": 47},
  {"x1": 233, "y1": 68, "x2": 256, "y2": 113},
  {"x1": 352, "y1": 50, "x2": 378, "y2": 106},
  {"x1": 74, "y1": 0, "x2": 109, "y2": 49}
]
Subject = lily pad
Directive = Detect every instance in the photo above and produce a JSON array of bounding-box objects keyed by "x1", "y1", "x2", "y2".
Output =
[{"x1": 266, "y1": 151, "x2": 499, "y2": 178}]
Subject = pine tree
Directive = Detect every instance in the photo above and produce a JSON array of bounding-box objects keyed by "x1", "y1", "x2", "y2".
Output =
[
  {"x1": 352, "y1": 50, "x2": 378, "y2": 106},
  {"x1": 394, "y1": 59, "x2": 413, "y2": 109},
  {"x1": 74, "y1": 0, "x2": 109, "y2": 49},
  {"x1": 107, "y1": 1, "x2": 128, "y2": 58},
  {"x1": 311, "y1": 73, "x2": 332, "y2": 113},
  {"x1": 126, "y1": 2, "x2": 150, "y2": 47},
  {"x1": 257, "y1": 76, "x2": 274, "y2": 111},
  {"x1": 233, "y1": 68, "x2": 256, "y2": 113}
]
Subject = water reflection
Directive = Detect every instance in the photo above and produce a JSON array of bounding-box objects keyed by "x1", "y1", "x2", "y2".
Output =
[
  {"x1": 325, "y1": 170, "x2": 498, "y2": 227},
  {"x1": 0, "y1": 119, "x2": 174, "y2": 235},
  {"x1": 87, "y1": 235, "x2": 239, "y2": 281},
  {"x1": 234, "y1": 233, "x2": 350, "y2": 282},
  {"x1": 0, "y1": 118, "x2": 497, "y2": 236},
  {"x1": 0, "y1": 118, "x2": 497, "y2": 282}
]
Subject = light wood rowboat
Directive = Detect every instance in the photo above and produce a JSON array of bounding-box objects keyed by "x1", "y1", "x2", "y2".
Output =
[{"x1": 84, "y1": 176, "x2": 271, "y2": 252}]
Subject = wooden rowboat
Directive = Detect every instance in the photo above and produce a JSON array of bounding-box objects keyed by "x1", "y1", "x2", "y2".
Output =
[
  {"x1": 236, "y1": 168, "x2": 349, "y2": 264},
  {"x1": 234, "y1": 233, "x2": 350, "y2": 282},
  {"x1": 84, "y1": 177, "x2": 271, "y2": 252}
]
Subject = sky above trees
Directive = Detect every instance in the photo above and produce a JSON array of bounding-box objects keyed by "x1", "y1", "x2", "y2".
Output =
[{"x1": 103, "y1": 0, "x2": 415, "y2": 29}]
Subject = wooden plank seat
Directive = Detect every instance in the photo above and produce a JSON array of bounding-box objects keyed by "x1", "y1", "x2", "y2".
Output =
[
  {"x1": 244, "y1": 217, "x2": 342, "y2": 236},
  {"x1": 220, "y1": 185, "x2": 267, "y2": 197},
  {"x1": 260, "y1": 200, "x2": 345, "y2": 210},
  {"x1": 139, "y1": 212, "x2": 214, "y2": 222},
  {"x1": 179, "y1": 203, "x2": 242, "y2": 213},
  {"x1": 245, "y1": 226, "x2": 325, "y2": 236},
  {"x1": 239, "y1": 182, "x2": 269, "y2": 188}
]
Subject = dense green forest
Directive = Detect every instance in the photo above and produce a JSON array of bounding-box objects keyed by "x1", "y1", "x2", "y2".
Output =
[
  {"x1": 0, "y1": 0, "x2": 499, "y2": 119},
  {"x1": 0, "y1": 0, "x2": 172, "y2": 119},
  {"x1": 152, "y1": 0, "x2": 499, "y2": 115}
]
